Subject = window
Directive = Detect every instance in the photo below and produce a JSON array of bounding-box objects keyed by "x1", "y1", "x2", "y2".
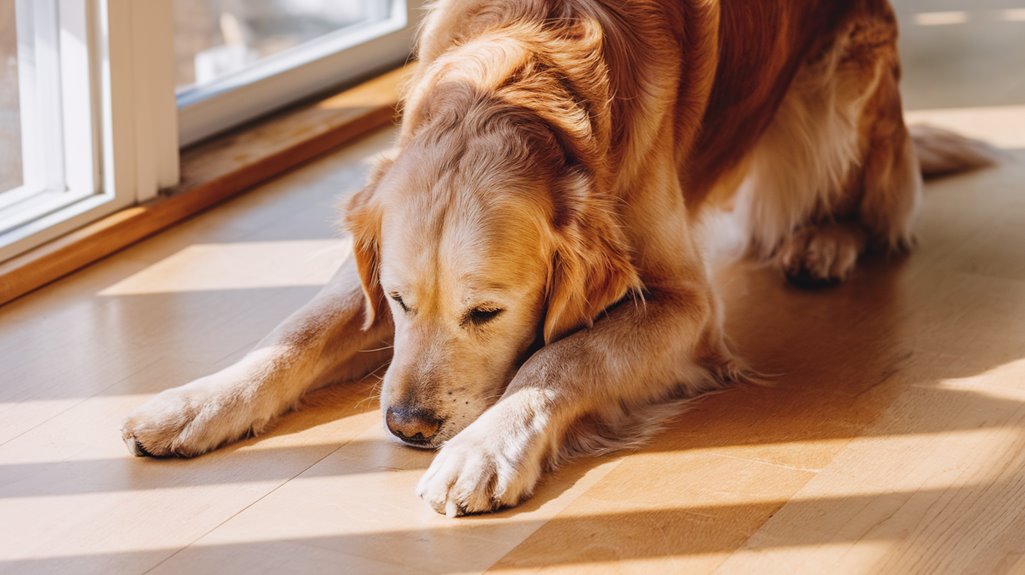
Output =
[
  {"x1": 0, "y1": 0, "x2": 107, "y2": 262},
  {"x1": 1, "y1": 0, "x2": 22, "y2": 197},
  {"x1": 0, "y1": 0, "x2": 421, "y2": 262},
  {"x1": 174, "y1": 0, "x2": 393, "y2": 90},
  {"x1": 174, "y1": 0, "x2": 418, "y2": 145}
]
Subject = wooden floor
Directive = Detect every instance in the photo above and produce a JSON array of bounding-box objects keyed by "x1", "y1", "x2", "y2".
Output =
[{"x1": 2, "y1": 3, "x2": 1025, "y2": 574}]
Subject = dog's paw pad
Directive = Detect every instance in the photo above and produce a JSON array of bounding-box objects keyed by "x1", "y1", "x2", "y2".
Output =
[{"x1": 122, "y1": 432, "x2": 154, "y2": 458}]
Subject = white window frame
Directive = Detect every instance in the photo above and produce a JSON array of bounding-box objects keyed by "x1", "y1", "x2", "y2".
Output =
[
  {"x1": 104, "y1": 0, "x2": 180, "y2": 204},
  {"x1": 0, "y1": 0, "x2": 178, "y2": 262},
  {"x1": 177, "y1": 0, "x2": 423, "y2": 147},
  {"x1": 0, "y1": 0, "x2": 104, "y2": 261}
]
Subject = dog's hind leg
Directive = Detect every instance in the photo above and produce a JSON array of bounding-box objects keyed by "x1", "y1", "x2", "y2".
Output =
[
  {"x1": 121, "y1": 258, "x2": 393, "y2": 457},
  {"x1": 738, "y1": 10, "x2": 922, "y2": 286}
]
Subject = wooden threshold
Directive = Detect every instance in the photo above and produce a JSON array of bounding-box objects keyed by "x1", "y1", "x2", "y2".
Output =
[{"x1": 0, "y1": 65, "x2": 410, "y2": 307}]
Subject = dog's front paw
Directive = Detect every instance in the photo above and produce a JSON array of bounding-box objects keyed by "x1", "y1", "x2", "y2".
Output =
[
  {"x1": 121, "y1": 377, "x2": 265, "y2": 458},
  {"x1": 416, "y1": 425, "x2": 543, "y2": 517}
]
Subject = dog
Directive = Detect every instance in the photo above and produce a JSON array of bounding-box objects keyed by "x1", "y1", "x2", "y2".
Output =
[{"x1": 122, "y1": 0, "x2": 993, "y2": 516}]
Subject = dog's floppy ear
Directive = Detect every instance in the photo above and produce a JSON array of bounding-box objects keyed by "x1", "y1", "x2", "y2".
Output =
[
  {"x1": 343, "y1": 155, "x2": 395, "y2": 330},
  {"x1": 543, "y1": 174, "x2": 641, "y2": 343}
]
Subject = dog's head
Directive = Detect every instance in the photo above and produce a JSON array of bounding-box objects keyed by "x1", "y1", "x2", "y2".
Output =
[{"x1": 344, "y1": 82, "x2": 638, "y2": 448}]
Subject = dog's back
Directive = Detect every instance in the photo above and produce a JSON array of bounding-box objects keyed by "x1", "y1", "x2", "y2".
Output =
[{"x1": 688, "y1": 1, "x2": 888, "y2": 197}]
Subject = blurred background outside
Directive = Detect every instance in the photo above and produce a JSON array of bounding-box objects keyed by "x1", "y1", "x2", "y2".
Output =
[
  {"x1": 172, "y1": 0, "x2": 390, "y2": 90},
  {"x1": 2, "y1": 0, "x2": 20, "y2": 195}
]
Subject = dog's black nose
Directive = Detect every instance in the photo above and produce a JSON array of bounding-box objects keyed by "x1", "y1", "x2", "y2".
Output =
[{"x1": 386, "y1": 407, "x2": 442, "y2": 446}]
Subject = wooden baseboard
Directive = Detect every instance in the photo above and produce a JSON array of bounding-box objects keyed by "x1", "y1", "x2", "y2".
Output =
[{"x1": 0, "y1": 66, "x2": 409, "y2": 307}]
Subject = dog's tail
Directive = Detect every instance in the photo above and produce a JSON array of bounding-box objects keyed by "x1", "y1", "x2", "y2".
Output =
[{"x1": 910, "y1": 124, "x2": 1000, "y2": 179}]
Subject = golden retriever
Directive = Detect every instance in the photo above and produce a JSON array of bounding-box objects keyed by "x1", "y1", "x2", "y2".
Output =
[{"x1": 122, "y1": 0, "x2": 993, "y2": 516}]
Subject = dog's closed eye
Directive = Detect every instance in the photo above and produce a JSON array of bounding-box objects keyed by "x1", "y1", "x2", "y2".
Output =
[
  {"x1": 462, "y1": 306, "x2": 504, "y2": 327},
  {"x1": 390, "y1": 292, "x2": 409, "y2": 313}
]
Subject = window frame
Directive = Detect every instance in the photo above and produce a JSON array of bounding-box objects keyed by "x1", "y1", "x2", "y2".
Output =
[{"x1": 0, "y1": 0, "x2": 114, "y2": 262}]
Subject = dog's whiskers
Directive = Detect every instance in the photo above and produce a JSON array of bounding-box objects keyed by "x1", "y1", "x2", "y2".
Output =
[
  {"x1": 356, "y1": 381, "x2": 384, "y2": 408},
  {"x1": 358, "y1": 344, "x2": 395, "y2": 353},
  {"x1": 360, "y1": 360, "x2": 391, "y2": 382}
]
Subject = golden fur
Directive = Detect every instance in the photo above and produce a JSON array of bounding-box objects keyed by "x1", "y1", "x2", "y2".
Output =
[{"x1": 122, "y1": 0, "x2": 993, "y2": 516}]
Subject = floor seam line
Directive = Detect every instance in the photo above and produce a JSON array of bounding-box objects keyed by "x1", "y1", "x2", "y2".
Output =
[
  {"x1": 0, "y1": 357, "x2": 165, "y2": 450},
  {"x1": 140, "y1": 440, "x2": 353, "y2": 574}
]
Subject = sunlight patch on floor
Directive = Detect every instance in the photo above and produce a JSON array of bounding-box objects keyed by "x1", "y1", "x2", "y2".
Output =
[
  {"x1": 913, "y1": 11, "x2": 969, "y2": 26},
  {"x1": 0, "y1": 394, "x2": 152, "y2": 411},
  {"x1": 906, "y1": 105, "x2": 1025, "y2": 148},
  {"x1": 1000, "y1": 8, "x2": 1025, "y2": 22},
  {"x1": 98, "y1": 240, "x2": 351, "y2": 296},
  {"x1": 926, "y1": 358, "x2": 1025, "y2": 397}
]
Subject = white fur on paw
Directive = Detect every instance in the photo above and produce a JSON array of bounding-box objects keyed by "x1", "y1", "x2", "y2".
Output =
[
  {"x1": 778, "y1": 225, "x2": 862, "y2": 285},
  {"x1": 416, "y1": 427, "x2": 541, "y2": 517},
  {"x1": 121, "y1": 378, "x2": 262, "y2": 458}
]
